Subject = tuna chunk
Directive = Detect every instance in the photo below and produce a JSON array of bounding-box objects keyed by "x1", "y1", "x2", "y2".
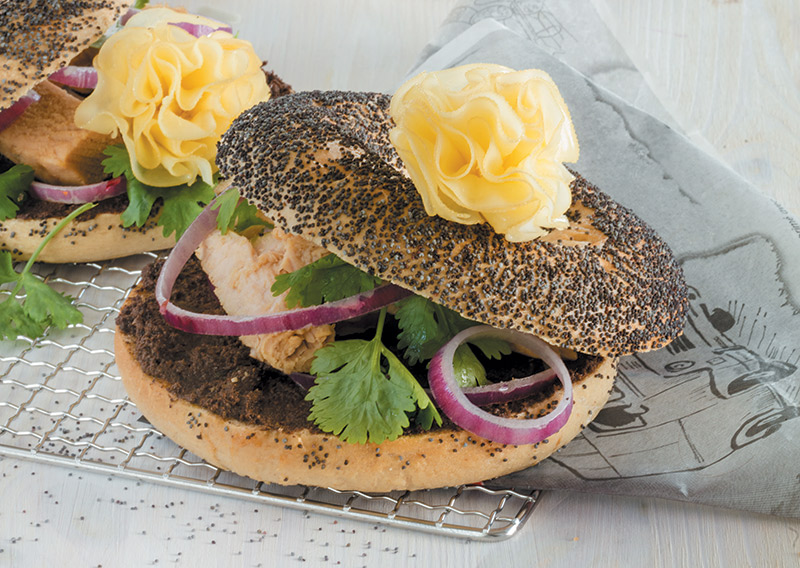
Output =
[
  {"x1": 195, "y1": 227, "x2": 334, "y2": 374},
  {"x1": 0, "y1": 80, "x2": 115, "y2": 185}
]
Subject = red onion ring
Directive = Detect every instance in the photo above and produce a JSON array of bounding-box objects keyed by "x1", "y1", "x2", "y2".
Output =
[
  {"x1": 29, "y1": 176, "x2": 126, "y2": 204},
  {"x1": 460, "y1": 368, "x2": 557, "y2": 406},
  {"x1": 293, "y1": 367, "x2": 557, "y2": 408},
  {"x1": 0, "y1": 90, "x2": 41, "y2": 133},
  {"x1": 48, "y1": 66, "x2": 99, "y2": 90},
  {"x1": 156, "y1": 194, "x2": 412, "y2": 335},
  {"x1": 428, "y1": 326, "x2": 573, "y2": 445},
  {"x1": 168, "y1": 21, "x2": 233, "y2": 37}
]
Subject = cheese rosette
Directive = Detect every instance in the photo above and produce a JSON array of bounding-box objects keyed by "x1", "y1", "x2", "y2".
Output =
[
  {"x1": 74, "y1": 8, "x2": 270, "y2": 187},
  {"x1": 389, "y1": 64, "x2": 579, "y2": 242}
]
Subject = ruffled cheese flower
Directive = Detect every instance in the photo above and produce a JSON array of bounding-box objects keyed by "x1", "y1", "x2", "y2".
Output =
[
  {"x1": 389, "y1": 64, "x2": 579, "y2": 242},
  {"x1": 75, "y1": 8, "x2": 269, "y2": 187}
]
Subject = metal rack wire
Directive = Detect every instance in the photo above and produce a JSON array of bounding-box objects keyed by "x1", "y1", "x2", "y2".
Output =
[{"x1": 0, "y1": 253, "x2": 540, "y2": 540}]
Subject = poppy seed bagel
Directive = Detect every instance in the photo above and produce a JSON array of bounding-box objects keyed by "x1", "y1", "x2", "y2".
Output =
[
  {"x1": 0, "y1": 198, "x2": 173, "y2": 263},
  {"x1": 0, "y1": 0, "x2": 131, "y2": 110},
  {"x1": 114, "y1": 259, "x2": 618, "y2": 491},
  {"x1": 0, "y1": 0, "x2": 170, "y2": 263},
  {"x1": 215, "y1": 91, "x2": 689, "y2": 357}
]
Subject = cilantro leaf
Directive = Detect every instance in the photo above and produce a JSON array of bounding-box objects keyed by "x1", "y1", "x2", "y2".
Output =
[
  {"x1": 308, "y1": 338, "x2": 415, "y2": 444},
  {"x1": 306, "y1": 310, "x2": 441, "y2": 444},
  {"x1": 20, "y1": 273, "x2": 82, "y2": 329},
  {"x1": 104, "y1": 145, "x2": 157, "y2": 228},
  {"x1": 0, "y1": 203, "x2": 92, "y2": 341},
  {"x1": 100, "y1": 144, "x2": 131, "y2": 179},
  {"x1": 119, "y1": 175, "x2": 158, "y2": 228},
  {"x1": 394, "y1": 295, "x2": 511, "y2": 387},
  {"x1": 0, "y1": 296, "x2": 46, "y2": 340},
  {"x1": 394, "y1": 295, "x2": 447, "y2": 365},
  {"x1": 0, "y1": 252, "x2": 18, "y2": 285},
  {"x1": 272, "y1": 254, "x2": 382, "y2": 309},
  {"x1": 469, "y1": 334, "x2": 513, "y2": 361},
  {"x1": 453, "y1": 343, "x2": 488, "y2": 388},
  {"x1": 0, "y1": 164, "x2": 34, "y2": 221},
  {"x1": 211, "y1": 187, "x2": 239, "y2": 233},
  {"x1": 157, "y1": 180, "x2": 216, "y2": 238},
  {"x1": 381, "y1": 346, "x2": 442, "y2": 431},
  {"x1": 211, "y1": 187, "x2": 271, "y2": 235},
  {"x1": 103, "y1": 145, "x2": 216, "y2": 239}
]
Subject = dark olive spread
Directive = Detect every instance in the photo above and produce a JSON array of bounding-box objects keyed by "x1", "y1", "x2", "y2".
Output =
[
  {"x1": 117, "y1": 258, "x2": 315, "y2": 431},
  {"x1": 116, "y1": 257, "x2": 599, "y2": 434},
  {"x1": 15, "y1": 192, "x2": 129, "y2": 221}
]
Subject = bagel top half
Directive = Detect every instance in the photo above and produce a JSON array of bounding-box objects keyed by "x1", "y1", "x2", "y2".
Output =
[
  {"x1": 216, "y1": 91, "x2": 689, "y2": 358},
  {"x1": 0, "y1": 0, "x2": 131, "y2": 110}
]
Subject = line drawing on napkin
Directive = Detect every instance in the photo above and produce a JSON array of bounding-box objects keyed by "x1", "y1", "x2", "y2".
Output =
[
  {"x1": 448, "y1": 0, "x2": 575, "y2": 57},
  {"x1": 549, "y1": 234, "x2": 799, "y2": 480}
]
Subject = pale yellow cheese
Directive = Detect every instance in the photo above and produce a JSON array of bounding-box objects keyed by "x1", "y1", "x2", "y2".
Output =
[
  {"x1": 389, "y1": 64, "x2": 579, "y2": 242},
  {"x1": 75, "y1": 8, "x2": 270, "y2": 188}
]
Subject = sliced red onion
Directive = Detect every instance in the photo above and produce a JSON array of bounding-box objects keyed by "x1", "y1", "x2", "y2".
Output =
[
  {"x1": 168, "y1": 21, "x2": 233, "y2": 37},
  {"x1": 0, "y1": 90, "x2": 41, "y2": 133},
  {"x1": 428, "y1": 326, "x2": 573, "y2": 445},
  {"x1": 29, "y1": 176, "x2": 125, "y2": 204},
  {"x1": 156, "y1": 195, "x2": 412, "y2": 335},
  {"x1": 293, "y1": 367, "x2": 557, "y2": 408},
  {"x1": 290, "y1": 373, "x2": 317, "y2": 392},
  {"x1": 48, "y1": 66, "x2": 98, "y2": 90},
  {"x1": 120, "y1": 8, "x2": 140, "y2": 25},
  {"x1": 460, "y1": 368, "x2": 557, "y2": 406}
]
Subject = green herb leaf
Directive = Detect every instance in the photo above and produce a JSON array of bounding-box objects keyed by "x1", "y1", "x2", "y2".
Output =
[
  {"x1": 467, "y1": 334, "x2": 511, "y2": 361},
  {"x1": 394, "y1": 295, "x2": 447, "y2": 365},
  {"x1": 103, "y1": 145, "x2": 216, "y2": 239},
  {"x1": 100, "y1": 144, "x2": 131, "y2": 179},
  {"x1": 380, "y1": 346, "x2": 442, "y2": 431},
  {"x1": 119, "y1": 175, "x2": 158, "y2": 228},
  {"x1": 0, "y1": 203, "x2": 93, "y2": 341},
  {"x1": 157, "y1": 180, "x2": 216, "y2": 239},
  {"x1": 272, "y1": 254, "x2": 382, "y2": 309},
  {"x1": 306, "y1": 310, "x2": 441, "y2": 444},
  {"x1": 308, "y1": 338, "x2": 414, "y2": 444},
  {"x1": 394, "y1": 295, "x2": 511, "y2": 387},
  {"x1": 0, "y1": 297, "x2": 46, "y2": 340},
  {"x1": 211, "y1": 188, "x2": 239, "y2": 233},
  {"x1": 453, "y1": 344, "x2": 487, "y2": 388},
  {"x1": 211, "y1": 187, "x2": 271, "y2": 235},
  {"x1": 0, "y1": 164, "x2": 34, "y2": 221},
  {"x1": 19, "y1": 273, "x2": 82, "y2": 329},
  {"x1": 104, "y1": 145, "x2": 157, "y2": 227},
  {"x1": 0, "y1": 252, "x2": 18, "y2": 285}
]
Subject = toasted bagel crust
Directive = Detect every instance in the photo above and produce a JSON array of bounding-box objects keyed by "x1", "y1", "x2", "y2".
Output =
[
  {"x1": 115, "y1": 317, "x2": 617, "y2": 491},
  {"x1": 0, "y1": 211, "x2": 173, "y2": 263},
  {"x1": 216, "y1": 91, "x2": 688, "y2": 357},
  {"x1": 0, "y1": 0, "x2": 131, "y2": 110}
]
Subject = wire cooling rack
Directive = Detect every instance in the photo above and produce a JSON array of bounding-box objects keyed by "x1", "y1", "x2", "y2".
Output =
[{"x1": 0, "y1": 253, "x2": 540, "y2": 540}]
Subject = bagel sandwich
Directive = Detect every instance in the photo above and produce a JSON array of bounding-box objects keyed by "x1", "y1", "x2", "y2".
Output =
[
  {"x1": 114, "y1": 76, "x2": 688, "y2": 491},
  {"x1": 0, "y1": 1, "x2": 280, "y2": 264}
]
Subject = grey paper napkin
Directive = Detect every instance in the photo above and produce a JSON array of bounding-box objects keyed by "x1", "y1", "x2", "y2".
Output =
[{"x1": 407, "y1": 17, "x2": 800, "y2": 518}]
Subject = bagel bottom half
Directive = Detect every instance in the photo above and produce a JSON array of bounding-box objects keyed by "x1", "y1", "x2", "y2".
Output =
[
  {"x1": 114, "y1": 259, "x2": 617, "y2": 492},
  {"x1": 0, "y1": 195, "x2": 174, "y2": 263}
]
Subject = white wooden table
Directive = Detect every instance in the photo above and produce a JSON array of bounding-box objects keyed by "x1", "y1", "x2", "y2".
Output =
[{"x1": 1, "y1": 1, "x2": 799, "y2": 566}]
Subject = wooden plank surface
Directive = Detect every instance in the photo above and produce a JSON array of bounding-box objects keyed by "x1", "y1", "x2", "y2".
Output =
[{"x1": 592, "y1": 0, "x2": 800, "y2": 218}]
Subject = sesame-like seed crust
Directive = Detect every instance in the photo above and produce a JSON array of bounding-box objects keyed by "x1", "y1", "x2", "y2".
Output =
[
  {"x1": 0, "y1": 0, "x2": 130, "y2": 110},
  {"x1": 217, "y1": 91, "x2": 689, "y2": 357}
]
